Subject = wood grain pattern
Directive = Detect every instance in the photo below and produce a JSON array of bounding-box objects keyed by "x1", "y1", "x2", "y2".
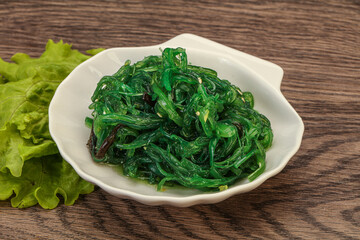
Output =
[{"x1": 0, "y1": 0, "x2": 359, "y2": 239}]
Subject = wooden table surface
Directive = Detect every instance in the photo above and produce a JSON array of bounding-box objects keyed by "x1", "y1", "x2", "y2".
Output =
[{"x1": 0, "y1": 1, "x2": 359, "y2": 239}]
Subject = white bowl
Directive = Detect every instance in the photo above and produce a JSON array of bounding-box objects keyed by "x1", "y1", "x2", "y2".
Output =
[{"x1": 49, "y1": 34, "x2": 304, "y2": 207}]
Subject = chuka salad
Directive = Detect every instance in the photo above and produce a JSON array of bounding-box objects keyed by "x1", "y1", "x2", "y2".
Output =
[{"x1": 86, "y1": 48, "x2": 273, "y2": 191}]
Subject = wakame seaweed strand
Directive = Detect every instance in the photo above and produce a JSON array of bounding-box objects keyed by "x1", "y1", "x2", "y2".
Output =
[{"x1": 86, "y1": 48, "x2": 273, "y2": 191}]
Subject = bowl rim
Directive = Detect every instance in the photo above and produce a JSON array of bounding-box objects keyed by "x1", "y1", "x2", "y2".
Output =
[{"x1": 49, "y1": 33, "x2": 305, "y2": 207}]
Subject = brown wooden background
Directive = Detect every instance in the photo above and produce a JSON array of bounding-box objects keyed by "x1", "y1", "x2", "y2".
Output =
[{"x1": 0, "y1": 0, "x2": 359, "y2": 239}]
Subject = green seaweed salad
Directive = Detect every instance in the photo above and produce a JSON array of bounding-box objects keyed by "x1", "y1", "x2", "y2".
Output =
[{"x1": 86, "y1": 48, "x2": 273, "y2": 191}]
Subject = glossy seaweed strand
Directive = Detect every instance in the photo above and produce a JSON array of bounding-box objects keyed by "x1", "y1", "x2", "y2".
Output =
[{"x1": 87, "y1": 48, "x2": 273, "y2": 191}]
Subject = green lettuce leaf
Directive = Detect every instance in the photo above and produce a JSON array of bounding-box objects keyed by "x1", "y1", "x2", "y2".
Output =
[
  {"x1": 0, "y1": 123, "x2": 58, "y2": 177},
  {"x1": 0, "y1": 40, "x2": 98, "y2": 176},
  {"x1": 0, "y1": 40, "x2": 104, "y2": 208},
  {"x1": 0, "y1": 154, "x2": 94, "y2": 209}
]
